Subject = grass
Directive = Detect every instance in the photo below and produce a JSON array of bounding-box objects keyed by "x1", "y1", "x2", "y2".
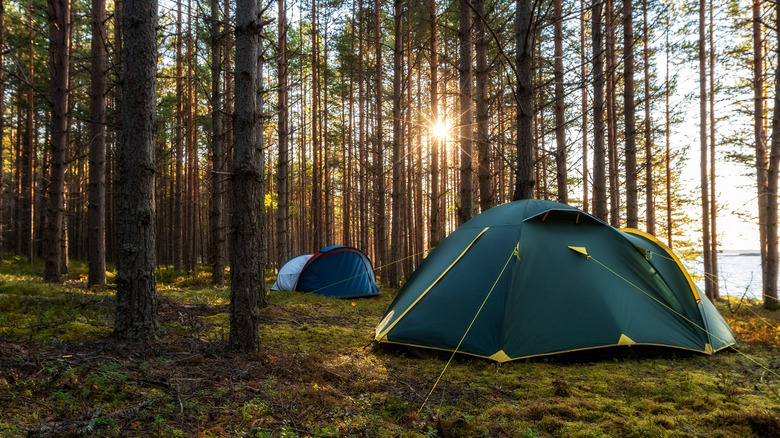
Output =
[{"x1": 0, "y1": 257, "x2": 778, "y2": 437}]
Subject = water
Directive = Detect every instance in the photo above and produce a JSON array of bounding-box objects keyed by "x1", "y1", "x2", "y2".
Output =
[{"x1": 685, "y1": 250, "x2": 765, "y2": 300}]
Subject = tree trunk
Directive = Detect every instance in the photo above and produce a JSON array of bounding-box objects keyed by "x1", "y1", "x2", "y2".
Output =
[
  {"x1": 606, "y1": 0, "x2": 619, "y2": 227},
  {"x1": 754, "y1": 0, "x2": 769, "y2": 300},
  {"x1": 698, "y1": 0, "x2": 714, "y2": 300},
  {"x1": 173, "y1": 0, "x2": 184, "y2": 271},
  {"x1": 553, "y1": 0, "x2": 567, "y2": 204},
  {"x1": 0, "y1": 0, "x2": 4, "y2": 261},
  {"x1": 458, "y1": 0, "x2": 473, "y2": 223},
  {"x1": 580, "y1": 0, "x2": 589, "y2": 213},
  {"x1": 513, "y1": 0, "x2": 534, "y2": 200},
  {"x1": 624, "y1": 0, "x2": 637, "y2": 228},
  {"x1": 428, "y1": 0, "x2": 441, "y2": 247},
  {"x1": 708, "y1": 0, "x2": 719, "y2": 300},
  {"x1": 210, "y1": 0, "x2": 225, "y2": 284},
  {"x1": 44, "y1": 0, "x2": 70, "y2": 282},
  {"x1": 592, "y1": 0, "x2": 607, "y2": 220},
  {"x1": 276, "y1": 0, "x2": 289, "y2": 265},
  {"x1": 374, "y1": 0, "x2": 386, "y2": 277},
  {"x1": 22, "y1": 0, "x2": 34, "y2": 262},
  {"x1": 230, "y1": 0, "x2": 265, "y2": 352},
  {"x1": 358, "y1": 0, "x2": 368, "y2": 252},
  {"x1": 312, "y1": 0, "x2": 322, "y2": 249},
  {"x1": 475, "y1": 0, "x2": 491, "y2": 212},
  {"x1": 665, "y1": 25, "x2": 672, "y2": 247},
  {"x1": 114, "y1": 0, "x2": 158, "y2": 340},
  {"x1": 764, "y1": 5, "x2": 780, "y2": 310},
  {"x1": 643, "y1": 0, "x2": 654, "y2": 235},
  {"x1": 389, "y1": 0, "x2": 404, "y2": 287},
  {"x1": 88, "y1": 0, "x2": 107, "y2": 288}
]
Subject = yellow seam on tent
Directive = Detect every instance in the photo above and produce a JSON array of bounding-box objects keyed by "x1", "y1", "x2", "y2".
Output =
[
  {"x1": 542, "y1": 211, "x2": 549, "y2": 222},
  {"x1": 375, "y1": 227, "x2": 490, "y2": 340},
  {"x1": 621, "y1": 228, "x2": 701, "y2": 303},
  {"x1": 576, "y1": 212, "x2": 580, "y2": 224},
  {"x1": 378, "y1": 339, "x2": 711, "y2": 362}
]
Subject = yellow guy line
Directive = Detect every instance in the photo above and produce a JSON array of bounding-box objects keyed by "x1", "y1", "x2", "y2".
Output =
[
  {"x1": 587, "y1": 254, "x2": 780, "y2": 382},
  {"x1": 418, "y1": 242, "x2": 520, "y2": 414}
]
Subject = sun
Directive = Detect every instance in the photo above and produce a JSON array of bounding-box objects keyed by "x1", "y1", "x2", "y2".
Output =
[{"x1": 432, "y1": 120, "x2": 449, "y2": 140}]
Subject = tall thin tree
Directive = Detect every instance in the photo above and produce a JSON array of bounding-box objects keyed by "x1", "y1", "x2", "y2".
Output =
[
  {"x1": 753, "y1": 0, "x2": 768, "y2": 296},
  {"x1": 88, "y1": 0, "x2": 107, "y2": 288},
  {"x1": 698, "y1": 0, "x2": 714, "y2": 300},
  {"x1": 428, "y1": 0, "x2": 441, "y2": 247},
  {"x1": 114, "y1": 0, "x2": 159, "y2": 340},
  {"x1": 475, "y1": 0, "x2": 492, "y2": 212},
  {"x1": 553, "y1": 0, "x2": 567, "y2": 203},
  {"x1": 389, "y1": 0, "x2": 404, "y2": 287},
  {"x1": 458, "y1": 0, "x2": 473, "y2": 222},
  {"x1": 513, "y1": 0, "x2": 535, "y2": 200},
  {"x1": 642, "y1": 0, "x2": 654, "y2": 235},
  {"x1": 44, "y1": 0, "x2": 71, "y2": 282},
  {"x1": 276, "y1": 0, "x2": 289, "y2": 265},
  {"x1": 764, "y1": 2, "x2": 780, "y2": 310},
  {"x1": 593, "y1": 0, "x2": 607, "y2": 220},
  {"x1": 708, "y1": 0, "x2": 718, "y2": 299},
  {"x1": 210, "y1": 0, "x2": 225, "y2": 284},
  {"x1": 624, "y1": 0, "x2": 638, "y2": 228},
  {"x1": 229, "y1": 0, "x2": 266, "y2": 351}
]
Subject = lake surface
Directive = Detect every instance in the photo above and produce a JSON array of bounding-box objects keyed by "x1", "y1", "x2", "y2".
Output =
[{"x1": 684, "y1": 250, "x2": 765, "y2": 300}]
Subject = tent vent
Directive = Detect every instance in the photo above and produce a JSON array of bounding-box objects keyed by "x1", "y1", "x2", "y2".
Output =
[{"x1": 568, "y1": 246, "x2": 589, "y2": 257}]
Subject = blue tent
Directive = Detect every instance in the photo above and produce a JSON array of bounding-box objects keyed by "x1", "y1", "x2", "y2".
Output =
[{"x1": 296, "y1": 246, "x2": 381, "y2": 298}]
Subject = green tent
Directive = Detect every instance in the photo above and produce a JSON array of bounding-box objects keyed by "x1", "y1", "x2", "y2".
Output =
[{"x1": 375, "y1": 199, "x2": 735, "y2": 363}]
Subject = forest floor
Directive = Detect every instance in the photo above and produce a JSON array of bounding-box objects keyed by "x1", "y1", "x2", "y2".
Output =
[{"x1": 0, "y1": 257, "x2": 779, "y2": 437}]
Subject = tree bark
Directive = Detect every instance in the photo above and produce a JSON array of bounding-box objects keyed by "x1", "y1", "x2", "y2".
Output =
[
  {"x1": 229, "y1": 0, "x2": 266, "y2": 351},
  {"x1": 708, "y1": 0, "x2": 719, "y2": 300},
  {"x1": 114, "y1": 0, "x2": 158, "y2": 340},
  {"x1": 698, "y1": 0, "x2": 714, "y2": 300},
  {"x1": 764, "y1": 5, "x2": 780, "y2": 310},
  {"x1": 754, "y1": 0, "x2": 769, "y2": 301},
  {"x1": 389, "y1": 0, "x2": 404, "y2": 287},
  {"x1": 0, "y1": 0, "x2": 4, "y2": 261},
  {"x1": 624, "y1": 0, "x2": 637, "y2": 228},
  {"x1": 276, "y1": 0, "x2": 289, "y2": 265},
  {"x1": 643, "y1": 0, "x2": 654, "y2": 235},
  {"x1": 210, "y1": 0, "x2": 225, "y2": 284},
  {"x1": 606, "y1": 0, "x2": 619, "y2": 227},
  {"x1": 513, "y1": 0, "x2": 534, "y2": 200},
  {"x1": 553, "y1": 0, "x2": 567, "y2": 204},
  {"x1": 665, "y1": 25, "x2": 672, "y2": 247},
  {"x1": 581, "y1": 0, "x2": 589, "y2": 213},
  {"x1": 44, "y1": 0, "x2": 70, "y2": 282},
  {"x1": 592, "y1": 0, "x2": 607, "y2": 220},
  {"x1": 458, "y1": 0, "x2": 473, "y2": 223},
  {"x1": 173, "y1": 0, "x2": 184, "y2": 271},
  {"x1": 475, "y1": 0, "x2": 491, "y2": 212},
  {"x1": 88, "y1": 0, "x2": 107, "y2": 288},
  {"x1": 373, "y1": 0, "x2": 386, "y2": 276},
  {"x1": 22, "y1": 0, "x2": 35, "y2": 262},
  {"x1": 428, "y1": 0, "x2": 441, "y2": 247}
]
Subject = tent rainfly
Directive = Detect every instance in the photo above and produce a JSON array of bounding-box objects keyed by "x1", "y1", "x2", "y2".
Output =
[
  {"x1": 271, "y1": 254, "x2": 313, "y2": 291},
  {"x1": 375, "y1": 199, "x2": 736, "y2": 363},
  {"x1": 273, "y1": 246, "x2": 380, "y2": 299}
]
